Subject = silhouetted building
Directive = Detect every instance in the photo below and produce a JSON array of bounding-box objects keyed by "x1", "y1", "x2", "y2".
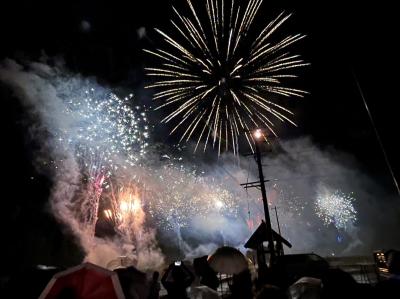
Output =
[{"x1": 244, "y1": 220, "x2": 292, "y2": 280}]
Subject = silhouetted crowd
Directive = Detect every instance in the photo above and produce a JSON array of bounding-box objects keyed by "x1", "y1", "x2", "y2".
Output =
[
  {"x1": 154, "y1": 250, "x2": 400, "y2": 299},
  {"x1": 1, "y1": 249, "x2": 399, "y2": 298}
]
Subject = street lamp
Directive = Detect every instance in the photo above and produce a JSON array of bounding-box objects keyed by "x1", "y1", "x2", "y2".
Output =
[
  {"x1": 252, "y1": 129, "x2": 276, "y2": 265},
  {"x1": 253, "y1": 128, "x2": 263, "y2": 140}
]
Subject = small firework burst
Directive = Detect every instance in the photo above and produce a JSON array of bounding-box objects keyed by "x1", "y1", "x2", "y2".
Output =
[{"x1": 315, "y1": 184, "x2": 357, "y2": 230}]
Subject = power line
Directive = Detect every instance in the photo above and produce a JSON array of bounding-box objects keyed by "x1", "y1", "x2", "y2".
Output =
[{"x1": 353, "y1": 71, "x2": 400, "y2": 197}]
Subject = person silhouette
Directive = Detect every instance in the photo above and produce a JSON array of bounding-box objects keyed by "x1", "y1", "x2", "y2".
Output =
[
  {"x1": 161, "y1": 262, "x2": 194, "y2": 299},
  {"x1": 193, "y1": 256, "x2": 219, "y2": 290},
  {"x1": 148, "y1": 271, "x2": 161, "y2": 299}
]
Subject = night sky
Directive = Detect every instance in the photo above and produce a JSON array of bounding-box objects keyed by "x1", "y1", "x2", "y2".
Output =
[{"x1": 1, "y1": 0, "x2": 399, "y2": 273}]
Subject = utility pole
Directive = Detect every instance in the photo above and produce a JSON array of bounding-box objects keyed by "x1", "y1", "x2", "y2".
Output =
[
  {"x1": 273, "y1": 207, "x2": 282, "y2": 236},
  {"x1": 253, "y1": 129, "x2": 276, "y2": 265},
  {"x1": 273, "y1": 206, "x2": 284, "y2": 256}
]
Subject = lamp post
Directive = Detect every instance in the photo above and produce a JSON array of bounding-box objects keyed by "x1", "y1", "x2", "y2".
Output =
[{"x1": 253, "y1": 129, "x2": 276, "y2": 265}]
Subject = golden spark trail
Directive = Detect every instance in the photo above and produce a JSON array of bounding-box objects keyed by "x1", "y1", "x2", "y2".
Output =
[{"x1": 145, "y1": 0, "x2": 308, "y2": 154}]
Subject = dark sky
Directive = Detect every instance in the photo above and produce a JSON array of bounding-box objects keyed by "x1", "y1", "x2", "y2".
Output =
[{"x1": 0, "y1": 0, "x2": 399, "y2": 271}]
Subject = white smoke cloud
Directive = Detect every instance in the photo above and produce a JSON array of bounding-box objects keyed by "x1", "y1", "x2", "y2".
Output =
[
  {"x1": 201, "y1": 137, "x2": 400, "y2": 256},
  {"x1": 0, "y1": 58, "x2": 165, "y2": 270},
  {"x1": 1, "y1": 58, "x2": 399, "y2": 269}
]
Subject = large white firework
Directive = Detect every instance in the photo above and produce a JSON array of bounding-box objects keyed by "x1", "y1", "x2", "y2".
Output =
[{"x1": 145, "y1": 0, "x2": 307, "y2": 154}]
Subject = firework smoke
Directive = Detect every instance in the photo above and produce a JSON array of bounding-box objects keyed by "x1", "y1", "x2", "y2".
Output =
[
  {"x1": 103, "y1": 183, "x2": 164, "y2": 270},
  {"x1": 2, "y1": 58, "x2": 400, "y2": 265},
  {"x1": 53, "y1": 85, "x2": 150, "y2": 234},
  {"x1": 0, "y1": 59, "x2": 163, "y2": 269}
]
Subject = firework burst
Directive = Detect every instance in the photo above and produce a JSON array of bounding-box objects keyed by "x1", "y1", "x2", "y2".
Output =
[
  {"x1": 145, "y1": 0, "x2": 307, "y2": 154},
  {"x1": 315, "y1": 184, "x2": 357, "y2": 230},
  {"x1": 58, "y1": 89, "x2": 150, "y2": 174},
  {"x1": 102, "y1": 182, "x2": 165, "y2": 270},
  {"x1": 55, "y1": 88, "x2": 149, "y2": 232},
  {"x1": 104, "y1": 184, "x2": 145, "y2": 243},
  {"x1": 144, "y1": 159, "x2": 240, "y2": 230}
]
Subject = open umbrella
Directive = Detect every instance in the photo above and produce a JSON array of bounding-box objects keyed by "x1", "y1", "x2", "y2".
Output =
[
  {"x1": 189, "y1": 285, "x2": 220, "y2": 299},
  {"x1": 207, "y1": 247, "x2": 248, "y2": 275},
  {"x1": 114, "y1": 266, "x2": 149, "y2": 299},
  {"x1": 288, "y1": 277, "x2": 321, "y2": 299},
  {"x1": 193, "y1": 256, "x2": 219, "y2": 290},
  {"x1": 39, "y1": 262, "x2": 125, "y2": 299}
]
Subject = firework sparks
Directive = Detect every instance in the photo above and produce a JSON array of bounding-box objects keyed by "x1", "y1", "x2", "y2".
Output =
[
  {"x1": 102, "y1": 182, "x2": 165, "y2": 269},
  {"x1": 58, "y1": 89, "x2": 150, "y2": 173},
  {"x1": 55, "y1": 88, "x2": 149, "y2": 232},
  {"x1": 104, "y1": 184, "x2": 145, "y2": 244},
  {"x1": 145, "y1": 0, "x2": 307, "y2": 154},
  {"x1": 269, "y1": 182, "x2": 307, "y2": 216},
  {"x1": 144, "y1": 158, "x2": 240, "y2": 230},
  {"x1": 315, "y1": 184, "x2": 357, "y2": 230}
]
